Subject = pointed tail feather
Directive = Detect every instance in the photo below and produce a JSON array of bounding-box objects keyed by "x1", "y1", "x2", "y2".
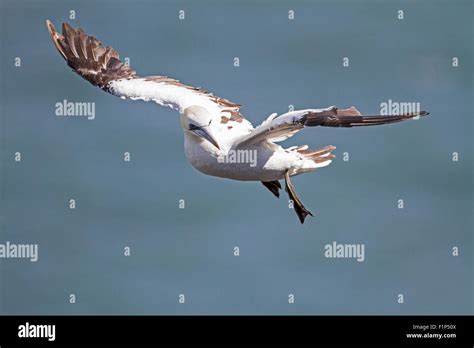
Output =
[
  {"x1": 298, "y1": 145, "x2": 336, "y2": 162},
  {"x1": 289, "y1": 145, "x2": 336, "y2": 176}
]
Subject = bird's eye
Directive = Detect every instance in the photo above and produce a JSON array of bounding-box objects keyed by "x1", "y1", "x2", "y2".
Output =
[{"x1": 189, "y1": 123, "x2": 198, "y2": 130}]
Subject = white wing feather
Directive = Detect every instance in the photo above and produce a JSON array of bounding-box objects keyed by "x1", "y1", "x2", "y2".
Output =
[
  {"x1": 235, "y1": 108, "x2": 333, "y2": 148},
  {"x1": 108, "y1": 78, "x2": 223, "y2": 114}
]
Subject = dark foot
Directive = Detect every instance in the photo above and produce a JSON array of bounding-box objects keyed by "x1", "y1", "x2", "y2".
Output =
[
  {"x1": 261, "y1": 180, "x2": 281, "y2": 198},
  {"x1": 284, "y1": 171, "x2": 313, "y2": 224}
]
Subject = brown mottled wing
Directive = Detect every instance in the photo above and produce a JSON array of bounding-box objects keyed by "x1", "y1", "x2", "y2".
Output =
[
  {"x1": 47, "y1": 20, "x2": 136, "y2": 90},
  {"x1": 303, "y1": 106, "x2": 430, "y2": 127},
  {"x1": 236, "y1": 106, "x2": 429, "y2": 148},
  {"x1": 47, "y1": 20, "x2": 253, "y2": 131}
]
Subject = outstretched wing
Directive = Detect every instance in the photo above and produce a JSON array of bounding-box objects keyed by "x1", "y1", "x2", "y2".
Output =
[
  {"x1": 46, "y1": 20, "x2": 252, "y2": 131},
  {"x1": 235, "y1": 106, "x2": 429, "y2": 148}
]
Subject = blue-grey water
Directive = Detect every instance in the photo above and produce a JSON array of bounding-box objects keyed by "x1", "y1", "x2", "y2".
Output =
[{"x1": 0, "y1": 0, "x2": 472, "y2": 314}]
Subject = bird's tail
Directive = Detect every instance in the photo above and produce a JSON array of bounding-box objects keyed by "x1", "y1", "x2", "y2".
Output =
[{"x1": 288, "y1": 145, "x2": 336, "y2": 176}]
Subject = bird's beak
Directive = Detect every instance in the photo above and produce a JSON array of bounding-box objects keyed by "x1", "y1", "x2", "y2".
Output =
[{"x1": 190, "y1": 126, "x2": 220, "y2": 150}]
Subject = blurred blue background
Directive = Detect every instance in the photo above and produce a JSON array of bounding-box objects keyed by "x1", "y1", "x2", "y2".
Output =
[{"x1": 0, "y1": 0, "x2": 472, "y2": 314}]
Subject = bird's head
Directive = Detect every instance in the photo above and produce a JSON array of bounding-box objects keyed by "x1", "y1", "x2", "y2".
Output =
[{"x1": 180, "y1": 106, "x2": 220, "y2": 150}]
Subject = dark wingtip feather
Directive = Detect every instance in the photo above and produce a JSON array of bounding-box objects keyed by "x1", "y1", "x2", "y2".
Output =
[{"x1": 47, "y1": 21, "x2": 137, "y2": 89}]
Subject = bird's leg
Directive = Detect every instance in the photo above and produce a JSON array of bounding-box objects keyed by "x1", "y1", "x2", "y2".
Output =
[{"x1": 284, "y1": 171, "x2": 313, "y2": 224}]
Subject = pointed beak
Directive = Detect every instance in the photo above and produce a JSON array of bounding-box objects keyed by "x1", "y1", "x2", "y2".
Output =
[{"x1": 190, "y1": 126, "x2": 220, "y2": 150}]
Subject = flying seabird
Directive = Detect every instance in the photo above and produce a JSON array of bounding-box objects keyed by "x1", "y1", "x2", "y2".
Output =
[{"x1": 46, "y1": 21, "x2": 430, "y2": 224}]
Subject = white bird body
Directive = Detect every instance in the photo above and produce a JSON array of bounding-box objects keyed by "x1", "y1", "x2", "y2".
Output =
[
  {"x1": 46, "y1": 20, "x2": 429, "y2": 223},
  {"x1": 183, "y1": 124, "x2": 331, "y2": 182},
  {"x1": 109, "y1": 78, "x2": 336, "y2": 182}
]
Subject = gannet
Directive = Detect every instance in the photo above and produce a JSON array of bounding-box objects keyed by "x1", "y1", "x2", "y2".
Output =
[{"x1": 46, "y1": 21, "x2": 429, "y2": 224}]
